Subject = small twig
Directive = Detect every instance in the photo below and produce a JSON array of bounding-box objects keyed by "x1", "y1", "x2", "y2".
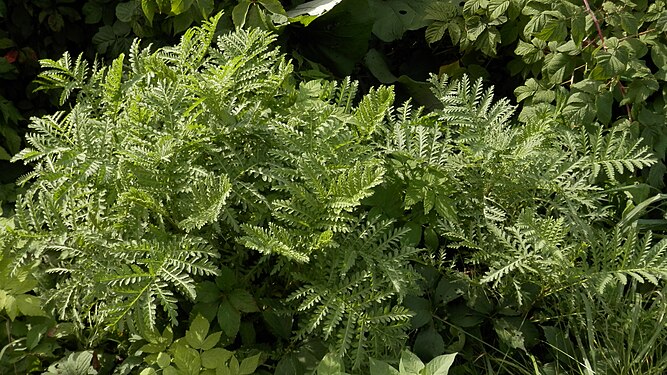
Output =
[{"x1": 582, "y1": 0, "x2": 606, "y2": 50}]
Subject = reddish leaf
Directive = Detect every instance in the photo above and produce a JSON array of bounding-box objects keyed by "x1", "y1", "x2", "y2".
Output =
[{"x1": 4, "y1": 50, "x2": 17, "y2": 64}]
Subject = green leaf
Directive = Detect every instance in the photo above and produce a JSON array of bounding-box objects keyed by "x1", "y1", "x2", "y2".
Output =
[
  {"x1": 287, "y1": 0, "x2": 343, "y2": 26},
  {"x1": 413, "y1": 328, "x2": 445, "y2": 360},
  {"x1": 0, "y1": 0, "x2": 6, "y2": 18},
  {"x1": 425, "y1": 20, "x2": 447, "y2": 44},
  {"x1": 218, "y1": 299, "x2": 241, "y2": 338},
  {"x1": 194, "y1": 0, "x2": 214, "y2": 18},
  {"x1": 196, "y1": 281, "x2": 221, "y2": 303},
  {"x1": 228, "y1": 289, "x2": 259, "y2": 313},
  {"x1": 171, "y1": 0, "x2": 193, "y2": 15},
  {"x1": 232, "y1": 0, "x2": 251, "y2": 28},
  {"x1": 3, "y1": 293, "x2": 17, "y2": 320},
  {"x1": 404, "y1": 295, "x2": 431, "y2": 329},
  {"x1": 488, "y1": 0, "x2": 509, "y2": 20},
  {"x1": 200, "y1": 332, "x2": 221, "y2": 351},
  {"x1": 16, "y1": 294, "x2": 45, "y2": 317},
  {"x1": 593, "y1": 47, "x2": 628, "y2": 79},
  {"x1": 0, "y1": 290, "x2": 7, "y2": 310},
  {"x1": 172, "y1": 9, "x2": 194, "y2": 34},
  {"x1": 399, "y1": 350, "x2": 425, "y2": 373},
  {"x1": 92, "y1": 25, "x2": 117, "y2": 54},
  {"x1": 424, "y1": 353, "x2": 457, "y2": 375},
  {"x1": 26, "y1": 324, "x2": 48, "y2": 350},
  {"x1": 141, "y1": 0, "x2": 157, "y2": 24},
  {"x1": 157, "y1": 352, "x2": 171, "y2": 369},
  {"x1": 262, "y1": 311, "x2": 293, "y2": 339},
  {"x1": 275, "y1": 354, "x2": 303, "y2": 375},
  {"x1": 173, "y1": 346, "x2": 201, "y2": 375},
  {"x1": 185, "y1": 314, "x2": 210, "y2": 349},
  {"x1": 171, "y1": 0, "x2": 194, "y2": 15},
  {"x1": 47, "y1": 12, "x2": 65, "y2": 32},
  {"x1": 620, "y1": 12, "x2": 639, "y2": 35},
  {"x1": 493, "y1": 318, "x2": 526, "y2": 351},
  {"x1": 364, "y1": 49, "x2": 397, "y2": 84},
  {"x1": 595, "y1": 90, "x2": 613, "y2": 125},
  {"x1": 620, "y1": 77, "x2": 659, "y2": 105},
  {"x1": 116, "y1": 2, "x2": 137, "y2": 23},
  {"x1": 545, "y1": 52, "x2": 575, "y2": 84},
  {"x1": 215, "y1": 267, "x2": 237, "y2": 292},
  {"x1": 156, "y1": 0, "x2": 171, "y2": 13},
  {"x1": 369, "y1": 0, "x2": 430, "y2": 42},
  {"x1": 534, "y1": 18, "x2": 568, "y2": 42},
  {"x1": 201, "y1": 348, "x2": 233, "y2": 369},
  {"x1": 0, "y1": 37, "x2": 14, "y2": 49},
  {"x1": 59, "y1": 351, "x2": 95, "y2": 375},
  {"x1": 316, "y1": 353, "x2": 345, "y2": 374},
  {"x1": 569, "y1": 15, "x2": 585, "y2": 46},
  {"x1": 239, "y1": 353, "x2": 261, "y2": 375},
  {"x1": 370, "y1": 358, "x2": 399, "y2": 375},
  {"x1": 259, "y1": 0, "x2": 286, "y2": 15},
  {"x1": 0, "y1": 146, "x2": 10, "y2": 160}
]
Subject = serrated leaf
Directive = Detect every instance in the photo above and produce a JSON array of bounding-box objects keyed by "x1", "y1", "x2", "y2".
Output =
[
  {"x1": 173, "y1": 10, "x2": 194, "y2": 34},
  {"x1": 0, "y1": 146, "x2": 10, "y2": 160},
  {"x1": 594, "y1": 48, "x2": 628, "y2": 78},
  {"x1": 215, "y1": 267, "x2": 237, "y2": 292},
  {"x1": 494, "y1": 318, "x2": 526, "y2": 351},
  {"x1": 595, "y1": 90, "x2": 613, "y2": 124},
  {"x1": 157, "y1": 352, "x2": 171, "y2": 369},
  {"x1": 185, "y1": 314, "x2": 210, "y2": 348},
  {"x1": 413, "y1": 328, "x2": 445, "y2": 360},
  {"x1": 404, "y1": 295, "x2": 431, "y2": 329},
  {"x1": 262, "y1": 311, "x2": 293, "y2": 339},
  {"x1": 239, "y1": 353, "x2": 261, "y2": 375},
  {"x1": 194, "y1": 0, "x2": 214, "y2": 18},
  {"x1": 141, "y1": 0, "x2": 157, "y2": 24},
  {"x1": 370, "y1": 358, "x2": 399, "y2": 375},
  {"x1": 196, "y1": 281, "x2": 221, "y2": 304},
  {"x1": 16, "y1": 294, "x2": 45, "y2": 317},
  {"x1": 571, "y1": 11, "x2": 586, "y2": 46},
  {"x1": 201, "y1": 348, "x2": 233, "y2": 369},
  {"x1": 171, "y1": 0, "x2": 194, "y2": 15},
  {"x1": 218, "y1": 299, "x2": 241, "y2": 338},
  {"x1": 232, "y1": 1, "x2": 251, "y2": 28},
  {"x1": 3, "y1": 294, "x2": 17, "y2": 320},
  {"x1": 0, "y1": 38, "x2": 14, "y2": 49},
  {"x1": 173, "y1": 346, "x2": 201, "y2": 375},
  {"x1": 60, "y1": 351, "x2": 95, "y2": 374},
  {"x1": 620, "y1": 77, "x2": 659, "y2": 105},
  {"x1": 399, "y1": 350, "x2": 424, "y2": 373},
  {"x1": 228, "y1": 289, "x2": 259, "y2": 313},
  {"x1": 424, "y1": 353, "x2": 457, "y2": 375},
  {"x1": 259, "y1": 0, "x2": 286, "y2": 15},
  {"x1": 425, "y1": 21, "x2": 447, "y2": 44},
  {"x1": 116, "y1": 2, "x2": 137, "y2": 23},
  {"x1": 200, "y1": 332, "x2": 222, "y2": 351}
]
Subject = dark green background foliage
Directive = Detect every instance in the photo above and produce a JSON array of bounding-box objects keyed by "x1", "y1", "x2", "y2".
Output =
[{"x1": 1, "y1": 0, "x2": 667, "y2": 374}]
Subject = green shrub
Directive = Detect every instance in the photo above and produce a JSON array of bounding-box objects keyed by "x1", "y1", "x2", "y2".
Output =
[{"x1": 2, "y1": 10, "x2": 667, "y2": 374}]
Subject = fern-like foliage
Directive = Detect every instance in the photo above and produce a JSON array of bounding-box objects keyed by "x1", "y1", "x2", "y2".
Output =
[
  {"x1": 287, "y1": 216, "x2": 419, "y2": 370},
  {"x1": 1, "y1": 13, "x2": 424, "y2": 366},
  {"x1": 2, "y1": 14, "x2": 295, "y2": 337},
  {"x1": 4, "y1": 13, "x2": 664, "y2": 371},
  {"x1": 381, "y1": 74, "x2": 661, "y2": 304}
]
